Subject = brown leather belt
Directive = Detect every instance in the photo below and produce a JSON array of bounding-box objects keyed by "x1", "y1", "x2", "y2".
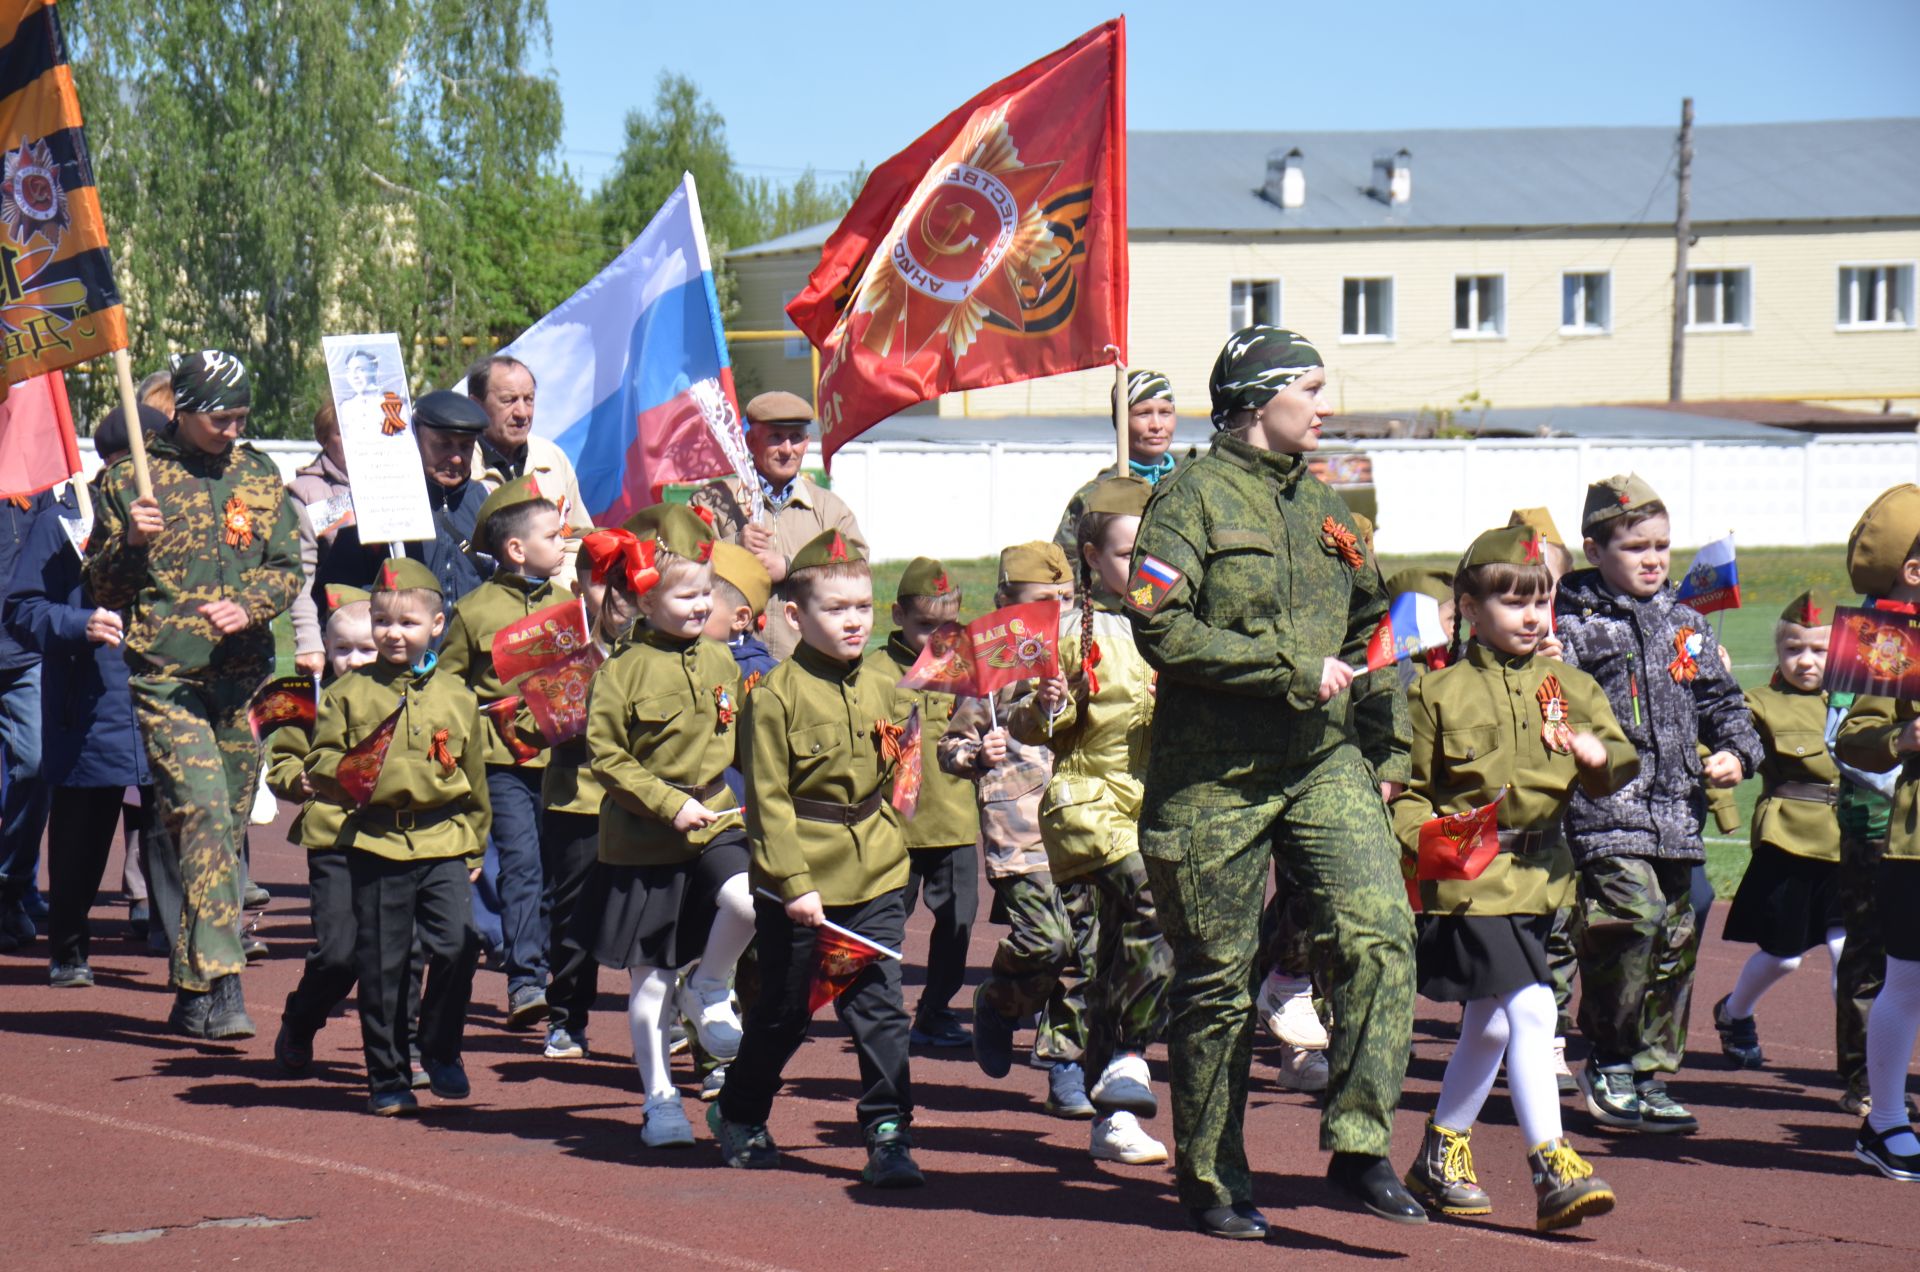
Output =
[
  {"x1": 669, "y1": 776, "x2": 730, "y2": 804},
  {"x1": 793, "y1": 790, "x2": 885, "y2": 826},
  {"x1": 1769, "y1": 780, "x2": 1837, "y2": 806},
  {"x1": 354, "y1": 803, "x2": 465, "y2": 833},
  {"x1": 1496, "y1": 828, "x2": 1550, "y2": 855}
]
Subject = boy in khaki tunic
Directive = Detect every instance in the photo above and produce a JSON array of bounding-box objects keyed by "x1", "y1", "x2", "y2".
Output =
[
  {"x1": 304, "y1": 559, "x2": 491, "y2": 1116},
  {"x1": 863, "y1": 557, "x2": 982, "y2": 1047},
  {"x1": 711, "y1": 528, "x2": 922, "y2": 1188}
]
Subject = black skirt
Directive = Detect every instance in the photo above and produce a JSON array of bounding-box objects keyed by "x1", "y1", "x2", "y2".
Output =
[
  {"x1": 573, "y1": 830, "x2": 750, "y2": 971},
  {"x1": 1416, "y1": 912, "x2": 1554, "y2": 1003},
  {"x1": 1879, "y1": 859, "x2": 1920, "y2": 962},
  {"x1": 1722, "y1": 842, "x2": 1841, "y2": 957}
]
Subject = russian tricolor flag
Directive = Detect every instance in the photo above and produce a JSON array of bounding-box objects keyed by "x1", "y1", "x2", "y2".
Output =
[
  {"x1": 1676, "y1": 534, "x2": 1740, "y2": 614},
  {"x1": 1366, "y1": 592, "x2": 1452, "y2": 672},
  {"x1": 493, "y1": 173, "x2": 744, "y2": 526}
]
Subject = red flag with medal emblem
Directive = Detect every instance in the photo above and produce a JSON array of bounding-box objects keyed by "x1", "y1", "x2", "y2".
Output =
[
  {"x1": 1416, "y1": 791, "x2": 1508, "y2": 882},
  {"x1": 787, "y1": 18, "x2": 1127, "y2": 461}
]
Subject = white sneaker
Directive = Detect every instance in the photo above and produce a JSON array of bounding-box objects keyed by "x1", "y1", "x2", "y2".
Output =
[
  {"x1": 250, "y1": 767, "x2": 279, "y2": 825},
  {"x1": 1256, "y1": 971, "x2": 1329, "y2": 1050},
  {"x1": 1090, "y1": 1111, "x2": 1168, "y2": 1165},
  {"x1": 1088, "y1": 1051, "x2": 1157, "y2": 1117},
  {"x1": 1552, "y1": 1037, "x2": 1576, "y2": 1093},
  {"x1": 641, "y1": 1094, "x2": 695, "y2": 1148},
  {"x1": 1272, "y1": 1041, "x2": 1329, "y2": 1093},
  {"x1": 676, "y1": 978, "x2": 742, "y2": 1061}
]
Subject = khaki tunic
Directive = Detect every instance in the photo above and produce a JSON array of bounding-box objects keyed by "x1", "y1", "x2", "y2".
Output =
[
  {"x1": 1745, "y1": 679, "x2": 1842, "y2": 862},
  {"x1": 1836, "y1": 696, "x2": 1920, "y2": 862},
  {"x1": 862, "y1": 632, "x2": 981, "y2": 851},
  {"x1": 438, "y1": 570, "x2": 567, "y2": 767}
]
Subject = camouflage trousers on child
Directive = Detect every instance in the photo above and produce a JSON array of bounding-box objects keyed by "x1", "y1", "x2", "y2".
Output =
[
  {"x1": 1833, "y1": 828, "x2": 1888, "y2": 1099},
  {"x1": 1574, "y1": 855, "x2": 1697, "y2": 1074},
  {"x1": 1547, "y1": 904, "x2": 1580, "y2": 1037},
  {"x1": 130, "y1": 674, "x2": 260, "y2": 992}
]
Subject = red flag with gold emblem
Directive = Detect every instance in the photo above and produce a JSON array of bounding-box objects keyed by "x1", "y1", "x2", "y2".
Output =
[
  {"x1": 334, "y1": 701, "x2": 404, "y2": 806},
  {"x1": 787, "y1": 18, "x2": 1127, "y2": 460},
  {"x1": 491, "y1": 598, "x2": 591, "y2": 684},
  {"x1": 1416, "y1": 791, "x2": 1508, "y2": 882}
]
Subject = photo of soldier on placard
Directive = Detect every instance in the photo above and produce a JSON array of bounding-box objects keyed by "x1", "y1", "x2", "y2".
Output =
[{"x1": 321, "y1": 332, "x2": 434, "y2": 543}]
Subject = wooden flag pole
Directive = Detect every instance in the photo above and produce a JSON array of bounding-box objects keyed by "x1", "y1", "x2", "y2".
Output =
[
  {"x1": 111, "y1": 348, "x2": 152, "y2": 499},
  {"x1": 1108, "y1": 347, "x2": 1127, "y2": 476}
]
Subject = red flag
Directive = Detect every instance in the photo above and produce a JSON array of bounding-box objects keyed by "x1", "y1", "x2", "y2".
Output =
[
  {"x1": 247, "y1": 674, "x2": 317, "y2": 741},
  {"x1": 478, "y1": 695, "x2": 542, "y2": 764},
  {"x1": 1416, "y1": 791, "x2": 1507, "y2": 882},
  {"x1": 0, "y1": 371, "x2": 77, "y2": 496},
  {"x1": 334, "y1": 701, "x2": 403, "y2": 806},
  {"x1": 787, "y1": 19, "x2": 1127, "y2": 461},
  {"x1": 897, "y1": 621, "x2": 977, "y2": 695},
  {"x1": 807, "y1": 925, "x2": 891, "y2": 1015},
  {"x1": 889, "y1": 704, "x2": 924, "y2": 820},
  {"x1": 1824, "y1": 605, "x2": 1920, "y2": 701},
  {"x1": 519, "y1": 645, "x2": 606, "y2": 745},
  {"x1": 491, "y1": 598, "x2": 591, "y2": 683},
  {"x1": 899, "y1": 601, "x2": 1060, "y2": 698}
]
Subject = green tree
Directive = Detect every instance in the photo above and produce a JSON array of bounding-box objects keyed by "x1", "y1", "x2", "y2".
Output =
[{"x1": 742, "y1": 164, "x2": 868, "y2": 242}]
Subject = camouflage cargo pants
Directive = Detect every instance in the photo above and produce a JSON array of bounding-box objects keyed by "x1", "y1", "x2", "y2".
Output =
[
  {"x1": 1547, "y1": 904, "x2": 1580, "y2": 1037},
  {"x1": 1574, "y1": 855, "x2": 1696, "y2": 1074},
  {"x1": 1833, "y1": 828, "x2": 1887, "y2": 1096},
  {"x1": 1142, "y1": 756, "x2": 1415, "y2": 1210},
  {"x1": 978, "y1": 870, "x2": 1097, "y2": 1064},
  {"x1": 1073, "y1": 853, "x2": 1173, "y2": 1081},
  {"x1": 1256, "y1": 869, "x2": 1315, "y2": 983},
  {"x1": 130, "y1": 674, "x2": 259, "y2": 992}
]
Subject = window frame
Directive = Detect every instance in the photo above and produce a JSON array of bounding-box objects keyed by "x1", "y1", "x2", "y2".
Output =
[
  {"x1": 1228, "y1": 278, "x2": 1283, "y2": 332},
  {"x1": 1836, "y1": 261, "x2": 1918, "y2": 332},
  {"x1": 1684, "y1": 266, "x2": 1755, "y2": 333},
  {"x1": 1452, "y1": 272, "x2": 1508, "y2": 340},
  {"x1": 1340, "y1": 274, "x2": 1396, "y2": 343},
  {"x1": 1559, "y1": 270, "x2": 1612, "y2": 336},
  {"x1": 781, "y1": 287, "x2": 808, "y2": 359}
]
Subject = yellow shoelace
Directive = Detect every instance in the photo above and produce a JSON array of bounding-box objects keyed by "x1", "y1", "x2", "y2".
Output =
[
  {"x1": 1440, "y1": 1129, "x2": 1478, "y2": 1184},
  {"x1": 1541, "y1": 1142, "x2": 1592, "y2": 1181}
]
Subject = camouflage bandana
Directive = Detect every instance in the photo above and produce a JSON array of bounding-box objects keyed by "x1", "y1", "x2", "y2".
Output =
[
  {"x1": 1126, "y1": 369, "x2": 1174, "y2": 407},
  {"x1": 170, "y1": 349, "x2": 251, "y2": 414},
  {"x1": 1208, "y1": 325, "x2": 1322, "y2": 427}
]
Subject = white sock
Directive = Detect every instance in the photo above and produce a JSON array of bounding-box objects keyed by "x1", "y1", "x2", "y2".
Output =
[
  {"x1": 1434, "y1": 997, "x2": 1509, "y2": 1133},
  {"x1": 1500, "y1": 983, "x2": 1564, "y2": 1149},
  {"x1": 1826, "y1": 926, "x2": 1846, "y2": 998},
  {"x1": 1865, "y1": 954, "x2": 1920, "y2": 1155},
  {"x1": 1726, "y1": 950, "x2": 1801, "y2": 1020},
  {"x1": 690, "y1": 872, "x2": 755, "y2": 993},
  {"x1": 627, "y1": 965, "x2": 677, "y2": 1100}
]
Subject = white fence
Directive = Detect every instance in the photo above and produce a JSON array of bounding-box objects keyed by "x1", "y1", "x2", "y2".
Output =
[{"x1": 81, "y1": 433, "x2": 1920, "y2": 560}]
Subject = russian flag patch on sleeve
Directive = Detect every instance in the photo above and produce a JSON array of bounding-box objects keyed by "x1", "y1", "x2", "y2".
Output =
[{"x1": 1125, "y1": 554, "x2": 1184, "y2": 615}]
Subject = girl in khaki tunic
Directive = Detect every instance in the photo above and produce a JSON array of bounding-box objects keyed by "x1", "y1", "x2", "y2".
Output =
[{"x1": 1390, "y1": 525, "x2": 1639, "y2": 1232}]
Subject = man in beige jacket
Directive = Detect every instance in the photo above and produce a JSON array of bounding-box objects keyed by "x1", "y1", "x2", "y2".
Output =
[{"x1": 466, "y1": 356, "x2": 594, "y2": 564}]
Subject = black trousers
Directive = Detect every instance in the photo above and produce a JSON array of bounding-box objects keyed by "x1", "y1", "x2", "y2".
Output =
[
  {"x1": 904, "y1": 843, "x2": 977, "y2": 1019},
  {"x1": 719, "y1": 888, "x2": 911, "y2": 1132},
  {"x1": 350, "y1": 853, "x2": 479, "y2": 1095},
  {"x1": 283, "y1": 848, "x2": 426, "y2": 1044},
  {"x1": 542, "y1": 809, "x2": 601, "y2": 1035},
  {"x1": 47, "y1": 786, "x2": 150, "y2": 966}
]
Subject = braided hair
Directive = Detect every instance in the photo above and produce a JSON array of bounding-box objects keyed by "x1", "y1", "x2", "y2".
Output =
[{"x1": 1074, "y1": 509, "x2": 1121, "y2": 709}]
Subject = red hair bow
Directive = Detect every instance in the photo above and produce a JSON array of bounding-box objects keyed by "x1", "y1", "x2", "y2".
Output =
[{"x1": 581, "y1": 528, "x2": 662, "y2": 597}]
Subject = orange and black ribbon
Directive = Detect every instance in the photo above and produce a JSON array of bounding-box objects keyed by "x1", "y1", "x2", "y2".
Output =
[
  {"x1": 1669, "y1": 628, "x2": 1700, "y2": 683},
  {"x1": 222, "y1": 494, "x2": 253, "y2": 548},
  {"x1": 428, "y1": 727, "x2": 456, "y2": 775},
  {"x1": 1321, "y1": 516, "x2": 1364, "y2": 570}
]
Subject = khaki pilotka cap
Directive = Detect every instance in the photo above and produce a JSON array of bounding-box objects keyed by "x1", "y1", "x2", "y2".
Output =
[
  {"x1": 1461, "y1": 523, "x2": 1547, "y2": 570},
  {"x1": 471, "y1": 473, "x2": 550, "y2": 555},
  {"x1": 1580, "y1": 473, "x2": 1663, "y2": 537},
  {"x1": 1083, "y1": 475, "x2": 1153, "y2": 518},
  {"x1": 744, "y1": 390, "x2": 814, "y2": 426},
  {"x1": 373, "y1": 557, "x2": 443, "y2": 597},
  {"x1": 621, "y1": 504, "x2": 716, "y2": 561},
  {"x1": 999, "y1": 541, "x2": 1071, "y2": 587},
  {"x1": 790, "y1": 528, "x2": 865, "y2": 572},
  {"x1": 896, "y1": 557, "x2": 956, "y2": 601},
  {"x1": 710, "y1": 542, "x2": 771, "y2": 616},
  {"x1": 1846, "y1": 484, "x2": 1920, "y2": 597},
  {"x1": 1508, "y1": 506, "x2": 1566, "y2": 547},
  {"x1": 1383, "y1": 567, "x2": 1454, "y2": 603},
  {"x1": 323, "y1": 584, "x2": 370, "y2": 613},
  {"x1": 1779, "y1": 588, "x2": 1832, "y2": 626}
]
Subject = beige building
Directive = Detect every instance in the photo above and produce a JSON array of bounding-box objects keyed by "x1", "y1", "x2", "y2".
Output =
[{"x1": 730, "y1": 119, "x2": 1920, "y2": 420}]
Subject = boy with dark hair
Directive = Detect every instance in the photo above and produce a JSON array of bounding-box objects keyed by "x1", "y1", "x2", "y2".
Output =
[{"x1": 1556, "y1": 474, "x2": 1762, "y2": 1134}]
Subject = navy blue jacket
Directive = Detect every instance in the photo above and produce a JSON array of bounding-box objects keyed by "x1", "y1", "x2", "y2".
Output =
[
  {"x1": 313, "y1": 477, "x2": 487, "y2": 618},
  {"x1": 0, "y1": 490, "x2": 55, "y2": 670},
  {"x1": 3, "y1": 486, "x2": 151, "y2": 788}
]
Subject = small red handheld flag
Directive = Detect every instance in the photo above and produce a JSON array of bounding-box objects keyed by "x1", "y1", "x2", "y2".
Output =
[
  {"x1": 478, "y1": 695, "x2": 543, "y2": 765},
  {"x1": 807, "y1": 925, "x2": 891, "y2": 1014},
  {"x1": 900, "y1": 601, "x2": 1061, "y2": 697},
  {"x1": 519, "y1": 645, "x2": 605, "y2": 745},
  {"x1": 889, "y1": 704, "x2": 924, "y2": 820},
  {"x1": 247, "y1": 674, "x2": 318, "y2": 741},
  {"x1": 1416, "y1": 790, "x2": 1507, "y2": 882},
  {"x1": 491, "y1": 599, "x2": 591, "y2": 684},
  {"x1": 334, "y1": 701, "x2": 404, "y2": 806}
]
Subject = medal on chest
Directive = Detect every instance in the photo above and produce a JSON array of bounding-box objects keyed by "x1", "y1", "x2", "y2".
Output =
[
  {"x1": 1669, "y1": 627, "x2": 1703, "y2": 683},
  {"x1": 222, "y1": 494, "x2": 254, "y2": 548},
  {"x1": 713, "y1": 684, "x2": 736, "y2": 731},
  {"x1": 1537, "y1": 674, "x2": 1574, "y2": 755},
  {"x1": 1320, "y1": 516, "x2": 1365, "y2": 570}
]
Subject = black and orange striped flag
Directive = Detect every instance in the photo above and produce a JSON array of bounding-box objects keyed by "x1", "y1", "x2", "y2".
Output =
[{"x1": 0, "y1": 0, "x2": 126, "y2": 387}]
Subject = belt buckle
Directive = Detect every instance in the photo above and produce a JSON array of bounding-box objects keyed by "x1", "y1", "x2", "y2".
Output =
[{"x1": 394, "y1": 808, "x2": 417, "y2": 832}]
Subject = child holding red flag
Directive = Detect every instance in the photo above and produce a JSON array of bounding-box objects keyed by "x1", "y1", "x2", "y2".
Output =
[
  {"x1": 303, "y1": 559, "x2": 491, "y2": 1116},
  {"x1": 1390, "y1": 525, "x2": 1638, "y2": 1230}
]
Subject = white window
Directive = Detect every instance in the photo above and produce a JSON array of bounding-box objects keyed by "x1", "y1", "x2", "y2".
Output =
[
  {"x1": 1453, "y1": 274, "x2": 1505, "y2": 337},
  {"x1": 1561, "y1": 272, "x2": 1611, "y2": 333},
  {"x1": 1229, "y1": 279, "x2": 1281, "y2": 331},
  {"x1": 1686, "y1": 268, "x2": 1752, "y2": 331},
  {"x1": 1342, "y1": 277, "x2": 1394, "y2": 340},
  {"x1": 1838, "y1": 264, "x2": 1915, "y2": 329},
  {"x1": 781, "y1": 288, "x2": 807, "y2": 358}
]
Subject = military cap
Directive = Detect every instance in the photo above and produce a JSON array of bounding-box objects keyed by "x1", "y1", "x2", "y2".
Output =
[
  {"x1": 1779, "y1": 588, "x2": 1832, "y2": 627},
  {"x1": 1581, "y1": 473, "x2": 1664, "y2": 536},
  {"x1": 472, "y1": 474, "x2": 552, "y2": 554},
  {"x1": 1847, "y1": 484, "x2": 1920, "y2": 597},
  {"x1": 413, "y1": 389, "x2": 489, "y2": 433},
  {"x1": 1352, "y1": 511, "x2": 1375, "y2": 548},
  {"x1": 1461, "y1": 523, "x2": 1548, "y2": 570},
  {"x1": 999, "y1": 540, "x2": 1071, "y2": 586},
  {"x1": 323, "y1": 583, "x2": 371, "y2": 614},
  {"x1": 896, "y1": 556, "x2": 956, "y2": 602},
  {"x1": 710, "y1": 541, "x2": 771, "y2": 616},
  {"x1": 1084, "y1": 475, "x2": 1153, "y2": 518},
  {"x1": 1508, "y1": 506, "x2": 1566, "y2": 547},
  {"x1": 1384, "y1": 567, "x2": 1454, "y2": 603},
  {"x1": 744, "y1": 390, "x2": 814, "y2": 427},
  {"x1": 371, "y1": 557, "x2": 442, "y2": 596},
  {"x1": 790, "y1": 528, "x2": 864, "y2": 572},
  {"x1": 628, "y1": 503, "x2": 716, "y2": 562}
]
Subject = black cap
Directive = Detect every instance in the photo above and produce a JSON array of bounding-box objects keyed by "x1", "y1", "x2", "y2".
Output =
[
  {"x1": 94, "y1": 404, "x2": 169, "y2": 457},
  {"x1": 413, "y1": 389, "x2": 488, "y2": 433}
]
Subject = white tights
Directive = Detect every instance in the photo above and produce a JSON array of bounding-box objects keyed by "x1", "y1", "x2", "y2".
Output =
[
  {"x1": 1725, "y1": 926, "x2": 1846, "y2": 1019},
  {"x1": 1866, "y1": 955, "x2": 1920, "y2": 1154},
  {"x1": 627, "y1": 966, "x2": 676, "y2": 1100},
  {"x1": 689, "y1": 872, "x2": 755, "y2": 993},
  {"x1": 1433, "y1": 982, "x2": 1563, "y2": 1150}
]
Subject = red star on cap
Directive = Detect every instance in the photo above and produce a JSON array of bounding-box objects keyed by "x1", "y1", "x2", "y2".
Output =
[
  {"x1": 1522, "y1": 534, "x2": 1542, "y2": 564},
  {"x1": 935, "y1": 572, "x2": 950, "y2": 593},
  {"x1": 1617, "y1": 492, "x2": 1630, "y2": 506},
  {"x1": 380, "y1": 563, "x2": 397, "y2": 590},
  {"x1": 527, "y1": 475, "x2": 543, "y2": 499},
  {"x1": 828, "y1": 532, "x2": 847, "y2": 563},
  {"x1": 1806, "y1": 601, "x2": 1824, "y2": 624}
]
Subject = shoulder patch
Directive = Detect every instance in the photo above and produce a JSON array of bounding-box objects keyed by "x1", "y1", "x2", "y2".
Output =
[{"x1": 1124, "y1": 554, "x2": 1183, "y2": 615}]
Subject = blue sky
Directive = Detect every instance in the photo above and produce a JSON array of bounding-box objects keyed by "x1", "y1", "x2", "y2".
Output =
[{"x1": 548, "y1": 0, "x2": 1920, "y2": 194}]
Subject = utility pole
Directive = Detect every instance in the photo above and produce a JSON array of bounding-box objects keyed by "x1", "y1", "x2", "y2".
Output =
[{"x1": 1669, "y1": 96, "x2": 1693, "y2": 403}]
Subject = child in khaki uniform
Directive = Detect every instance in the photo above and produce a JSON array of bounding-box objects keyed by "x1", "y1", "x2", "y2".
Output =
[
  {"x1": 863, "y1": 557, "x2": 982, "y2": 1047},
  {"x1": 304, "y1": 559, "x2": 491, "y2": 1116}
]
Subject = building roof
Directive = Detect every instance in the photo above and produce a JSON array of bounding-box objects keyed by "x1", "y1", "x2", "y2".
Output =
[{"x1": 732, "y1": 118, "x2": 1920, "y2": 256}]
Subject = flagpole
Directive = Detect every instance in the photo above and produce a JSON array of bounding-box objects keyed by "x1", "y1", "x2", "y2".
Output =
[
  {"x1": 753, "y1": 888, "x2": 904, "y2": 960},
  {"x1": 1109, "y1": 347, "x2": 1127, "y2": 475},
  {"x1": 111, "y1": 349, "x2": 152, "y2": 500}
]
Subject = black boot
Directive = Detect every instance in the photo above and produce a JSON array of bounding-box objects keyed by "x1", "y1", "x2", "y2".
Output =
[
  {"x1": 168, "y1": 987, "x2": 212, "y2": 1038},
  {"x1": 1191, "y1": 1204, "x2": 1269, "y2": 1240},
  {"x1": 1327, "y1": 1152, "x2": 1428, "y2": 1224},
  {"x1": 204, "y1": 974, "x2": 256, "y2": 1040}
]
